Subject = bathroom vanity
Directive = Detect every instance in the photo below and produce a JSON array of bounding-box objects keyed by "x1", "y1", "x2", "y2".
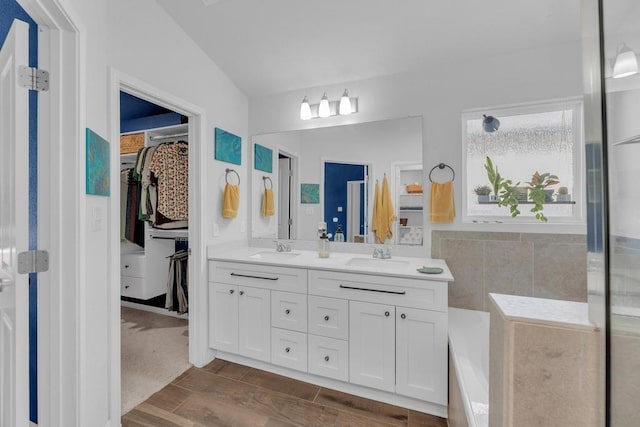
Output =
[{"x1": 207, "y1": 247, "x2": 452, "y2": 416}]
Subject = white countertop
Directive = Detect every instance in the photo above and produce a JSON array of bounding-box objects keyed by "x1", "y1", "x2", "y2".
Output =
[
  {"x1": 489, "y1": 293, "x2": 595, "y2": 331},
  {"x1": 208, "y1": 246, "x2": 453, "y2": 282}
]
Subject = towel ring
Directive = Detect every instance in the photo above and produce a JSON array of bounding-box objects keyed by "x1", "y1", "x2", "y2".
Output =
[
  {"x1": 263, "y1": 176, "x2": 273, "y2": 190},
  {"x1": 225, "y1": 168, "x2": 240, "y2": 185},
  {"x1": 428, "y1": 163, "x2": 455, "y2": 182}
]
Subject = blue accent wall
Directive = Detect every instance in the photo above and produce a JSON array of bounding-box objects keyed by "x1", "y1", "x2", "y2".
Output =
[
  {"x1": 1, "y1": 0, "x2": 38, "y2": 422},
  {"x1": 324, "y1": 163, "x2": 365, "y2": 240},
  {"x1": 120, "y1": 91, "x2": 183, "y2": 133}
]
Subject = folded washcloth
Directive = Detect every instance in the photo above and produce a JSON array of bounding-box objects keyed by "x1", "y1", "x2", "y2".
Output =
[
  {"x1": 262, "y1": 188, "x2": 275, "y2": 216},
  {"x1": 429, "y1": 181, "x2": 455, "y2": 223},
  {"x1": 222, "y1": 183, "x2": 240, "y2": 218}
]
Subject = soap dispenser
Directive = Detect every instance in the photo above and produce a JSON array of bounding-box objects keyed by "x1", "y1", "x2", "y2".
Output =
[
  {"x1": 334, "y1": 225, "x2": 344, "y2": 242},
  {"x1": 318, "y1": 231, "x2": 330, "y2": 258}
]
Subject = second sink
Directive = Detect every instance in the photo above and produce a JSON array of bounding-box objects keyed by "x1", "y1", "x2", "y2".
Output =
[
  {"x1": 346, "y1": 257, "x2": 410, "y2": 269},
  {"x1": 249, "y1": 251, "x2": 301, "y2": 260}
]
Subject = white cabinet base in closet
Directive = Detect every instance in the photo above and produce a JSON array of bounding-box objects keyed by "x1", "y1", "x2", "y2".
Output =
[{"x1": 212, "y1": 351, "x2": 448, "y2": 419}]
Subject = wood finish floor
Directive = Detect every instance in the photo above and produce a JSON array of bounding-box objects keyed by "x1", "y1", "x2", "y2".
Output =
[{"x1": 122, "y1": 359, "x2": 448, "y2": 427}]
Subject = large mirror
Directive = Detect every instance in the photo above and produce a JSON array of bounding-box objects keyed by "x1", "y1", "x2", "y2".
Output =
[{"x1": 250, "y1": 116, "x2": 423, "y2": 245}]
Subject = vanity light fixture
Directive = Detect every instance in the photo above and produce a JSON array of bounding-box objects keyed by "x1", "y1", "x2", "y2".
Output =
[
  {"x1": 300, "y1": 96, "x2": 312, "y2": 120},
  {"x1": 318, "y1": 93, "x2": 331, "y2": 118},
  {"x1": 612, "y1": 43, "x2": 639, "y2": 79},
  {"x1": 299, "y1": 91, "x2": 359, "y2": 120},
  {"x1": 339, "y1": 89, "x2": 352, "y2": 115}
]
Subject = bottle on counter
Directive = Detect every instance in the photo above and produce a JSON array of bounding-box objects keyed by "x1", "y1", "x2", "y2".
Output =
[
  {"x1": 318, "y1": 232, "x2": 330, "y2": 258},
  {"x1": 334, "y1": 225, "x2": 344, "y2": 242}
]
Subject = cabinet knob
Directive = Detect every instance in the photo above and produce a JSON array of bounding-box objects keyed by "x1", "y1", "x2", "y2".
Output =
[
  {"x1": 229, "y1": 289, "x2": 234, "y2": 294},
  {"x1": 125, "y1": 285, "x2": 130, "y2": 289},
  {"x1": 324, "y1": 315, "x2": 330, "y2": 321},
  {"x1": 124, "y1": 265, "x2": 129, "y2": 269},
  {"x1": 285, "y1": 347, "x2": 291, "y2": 353},
  {"x1": 401, "y1": 313, "x2": 406, "y2": 319},
  {"x1": 239, "y1": 290, "x2": 244, "y2": 296},
  {"x1": 285, "y1": 309, "x2": 291, "y2": 315},
  {"x1": 324, "y1": 356, "x2": 330, "y2": 362},
  {"x1": 384, "y1": 311, "x2": 390, "y2": 317}
]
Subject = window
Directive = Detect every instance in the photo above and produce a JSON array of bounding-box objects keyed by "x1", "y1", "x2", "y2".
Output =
[{"x1": 462, "y1": 99, "x2": 584, "y2": 223}]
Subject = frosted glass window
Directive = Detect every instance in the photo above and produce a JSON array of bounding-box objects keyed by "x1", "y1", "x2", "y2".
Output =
[{"x1": 463, "y1": 100, "x2": 584, "y2": 223}]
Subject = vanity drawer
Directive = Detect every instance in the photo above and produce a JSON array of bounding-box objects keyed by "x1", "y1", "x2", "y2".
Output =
[
  {"x1": 308, "y1": 295, "x2": 349, "y2": 340},
  {"x1": 271, "y1": 328, "x2": 307, "y2": 372},
  {"x1": 271, "y1": 291, "x2": 307, "y2": 333},
  {"x1": 308, "y1": 269, "x2": 447, "y2": 312},
  {"x1": 308, "y1": 334, "x2": 349, "y2": 382},
  {"x1": 210, "y1": 261, "x2": 307, "y2": 293},
  {"x1": 121, "y1": 253, "x2": 145, "y2": 278}
]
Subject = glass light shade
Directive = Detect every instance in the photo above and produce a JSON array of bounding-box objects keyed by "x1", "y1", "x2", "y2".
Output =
[
  {"x1": 318, "y1": 93, "x2": 330, "y2": 118},
  {"x1": 339, "y1": 89, "x2": 352, "y2": 115},
  {"x1": 612, "y1": 46, "x2": 638, "y2": 79},
  {"x1": 482, "y1": 114, "x2": 500, "y2": 132},
  {"x1": 300, "y1": 96, "x2": 311, "y2": 120}
]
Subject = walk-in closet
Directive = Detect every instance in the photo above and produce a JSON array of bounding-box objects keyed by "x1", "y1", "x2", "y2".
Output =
[{"x1": 118, "y1": 91, "x2": 191, "y2": 413}]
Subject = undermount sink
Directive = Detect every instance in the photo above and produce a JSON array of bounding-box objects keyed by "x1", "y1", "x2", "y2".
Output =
[
  {"x1": 346, "y1": 257, "x2": 410, "y2": 269},
  {"x1": 249, "y1": 251, "x2": 301, "y2": 260}
]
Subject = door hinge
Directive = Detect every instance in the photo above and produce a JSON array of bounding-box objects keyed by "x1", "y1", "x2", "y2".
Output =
[
  {"x1": 17, "y1": 250, "x2": 49, "y2": 274},
  {"x1": 288, "y1": 218, "x2": 293, "y2": 226},
  {"x1": 18, "y1": 66, "x2": 49, "y2": 92}
]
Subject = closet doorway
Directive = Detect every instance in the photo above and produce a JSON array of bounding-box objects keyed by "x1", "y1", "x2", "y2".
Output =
[
  {"x1": 117, "y1": 89, "x2": 193, "y2": 414},
  {"x1": 277, "y1": 151, "x2": 298, "y2": 240}
]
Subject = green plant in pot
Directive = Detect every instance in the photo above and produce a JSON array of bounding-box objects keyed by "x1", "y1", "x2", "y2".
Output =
[
  {"x1": 484, "y1": 157, "x2": 521, "y2": 217},
  {"x1": 556, "y1": 186, "x2": 571, "y2": 202},
  {"x1": 526, "y1": 171, "x2": 559, "y2": 222},
  {"x1": 484, "y1": 157, "x2": 502, "y2": 202},
  {"x1": 473, "y1": 184, "x2": 491, "y2": 203}
]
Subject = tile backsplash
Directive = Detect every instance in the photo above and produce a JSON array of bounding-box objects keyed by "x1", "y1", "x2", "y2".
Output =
[{"x1": 431, "y1": 230, "x2": 587, "y2": 311}]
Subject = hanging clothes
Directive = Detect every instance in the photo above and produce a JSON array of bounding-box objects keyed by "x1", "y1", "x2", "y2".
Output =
[
  {"x1": 166, "y1": 249, "x2": 189, "y2": 314},
  {"x1": 148, "y1": 141, "x2": 189, "y2": 222},
  {"x1": 122, "y1": 168, "x2": 145, "y2": 247}
]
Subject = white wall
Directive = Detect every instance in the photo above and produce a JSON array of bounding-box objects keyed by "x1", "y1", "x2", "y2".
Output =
[
  {"x1": 55, "y1": 0, "x2": 249, "y2": 424},
  {"x1": 249, "y1": 42, "x2": 587, "y2": 254}
]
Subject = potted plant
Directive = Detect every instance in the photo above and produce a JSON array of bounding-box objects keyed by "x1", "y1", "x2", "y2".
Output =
[
  {"x1": 526, "y1": 171, "x2": 559, "y2": 222},
  {"x1": 473, "y1": 184, "x2": 491, "y2": 203},
  {"x1": 484, "y1": 157, "x2": 502, "y2": 202},
  {"x1": 484, "y1": 157, "x2": 521, "y2": 217},
  {"x1": 556, "y1": 186, "x2": 571, "y2": 202}
]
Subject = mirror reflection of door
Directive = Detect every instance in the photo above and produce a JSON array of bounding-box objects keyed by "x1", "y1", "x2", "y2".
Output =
[
  {"x1": 278, "y1": 152, "x2": 295, "y2": 239},
  {"x1": 324, "y1": 162, "x2": 369, "y2": 243}
]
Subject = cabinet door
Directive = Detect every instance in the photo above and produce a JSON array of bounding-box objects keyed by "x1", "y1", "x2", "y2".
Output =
[
  {"x1": 349, "y1": 301, "x2": 395, "y2": 392},
  {"x1": 209, "y1": 283, "x2": 239, "y2": 353},
  {"x1": 238, "y1": 286, "x2": 271, "y2": 362},
  {"x1": 396, "y1": 307, "x2": 447, "y2": 404}
]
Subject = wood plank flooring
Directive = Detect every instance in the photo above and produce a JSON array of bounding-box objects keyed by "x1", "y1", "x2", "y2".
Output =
[{"x1": 122, "y1": 359, "x2": 448, "y2": 427}]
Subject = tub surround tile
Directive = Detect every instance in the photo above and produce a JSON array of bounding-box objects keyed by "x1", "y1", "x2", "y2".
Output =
[
  {"x1": 441, "y1": 239, "x2": 484, "y2": 311},
  {"x1": 520, "y1": 233, "x2": 587, "y2": 244},
  {"x1": 484, "y1": 241, "x2": 534, "y2": 306},
  {"x1": 488, "y1": 304, "x2": 508, "y2": 427},
  {"x1": 610, "y1": 328, "x2": 640, "y2": 426},
  {"x1": 533, "y1": 243, "x2": 587, "y2": 302}
]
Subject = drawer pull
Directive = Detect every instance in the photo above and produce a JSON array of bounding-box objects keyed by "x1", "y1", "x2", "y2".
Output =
[
  {"x1": 285, "y1": 347, "x2": 291, "y2": 353},
  {"x1": 124, "y1": 265, "x2": 130, "y2": 269},
  {"x1": 401, "y1": 313, "x2": 406, "y2": 319},
  {"x1": 324, "y1": 356, "x2": 330, "y2": 362},
  {"x1": 229, "y1": 289, "x2": 234, "y2": 294},
  {"x1": 125, "y1": 285, "x2": 130, "y2": 289},
  {"x1": 285, "y1": 309, "x2": 291, "y2": 315},
  {"x1": 339, "y1": 284, "x2": 406, "y2": 295},
  {"x1": 239, "y1": 290, "x2": 245, "y2": 296},
  {"x1": 385, "y1": 311, "x2": 390, "y2": 317},
  {"x1": 230, "y1": 272, "x2": 279, "y2": 281},
  {"x1": 324, "y1": 315, "x2": 330, "y2": 321}
]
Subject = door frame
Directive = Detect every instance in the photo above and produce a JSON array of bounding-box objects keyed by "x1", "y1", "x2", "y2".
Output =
[
  {"x1": 107, "y1": 69, "x2": 207, "y2": 417},
  {"x1": 18, "y1": 0, "x2": 82, "y2": 425},
  {"x1": 276, "y1": 148, "x2": 298, "y2": 240}
]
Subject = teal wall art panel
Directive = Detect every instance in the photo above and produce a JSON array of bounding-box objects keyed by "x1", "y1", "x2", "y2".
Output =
[
  {"x1": 86, "y1": 128, "x2": 110, "y2": 196},
  {"x1": 301, "y1": 183, "x2": 320, "y2": 204},
  {"x1": 254, "y1": 143, "x2": 273, "y2": 173},
  {"x1": 215, "y1": 127, "x2": 242, "y2": 165}
]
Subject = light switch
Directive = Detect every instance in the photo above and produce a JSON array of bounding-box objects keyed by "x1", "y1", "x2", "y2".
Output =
[
  {"x1": 240, "y1": 221, "x2": 246, "y2": 233},
  {"x1": 90, "y1": 207, "x2": 102, "y2": 232},
  {"x1": 306, "y1": 207, "x2": 315, "y2": 215},
  {"x1": 212, "y1": 223, "x2": 220, "y2": 237},
  {"x1": 333, "y1": 217, "x2": 338, "y2": 223},
  {"x1": 337, "y1": 206, "x2": 343, "y2": 212}
]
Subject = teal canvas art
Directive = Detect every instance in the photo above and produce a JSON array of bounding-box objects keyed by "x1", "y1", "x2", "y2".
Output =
[
  {"x1": 86, "y1": 128, "x2": 110, "y2": 196},
  {"x1": 301, "y1": 183, "x2": 320, "y2": 204},
  {"x1": 254, "y1": 143, "x2": 273, "y2": 173},
  {"x1": 215, "y1": 127, "x2": 242, "y2": 165}
]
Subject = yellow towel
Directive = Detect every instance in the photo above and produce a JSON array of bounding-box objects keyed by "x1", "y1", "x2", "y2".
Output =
[
  {"x1": 222, "y1": 183, "x2": 240, "y2": 218},
  {"x1": 262, "y1": 188, "x2": 275, "y2": 216},
  {"x1": 372, "y1": 181, "x2": 386, "y2": 243},
  {"x1": 429, "y1": 181, "x2": 455, "y2": 223},
  {"x1": 381, "y1": 175, "x2": 396, "y2": 238}
]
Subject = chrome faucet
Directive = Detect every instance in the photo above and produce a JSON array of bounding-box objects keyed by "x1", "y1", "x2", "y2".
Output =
[
  {"x1": 373, "y1": 246, "x2": 391, "y2": 259},
  {"x1": 274, "y1": 240, "x2": 292, "y2": 252}
]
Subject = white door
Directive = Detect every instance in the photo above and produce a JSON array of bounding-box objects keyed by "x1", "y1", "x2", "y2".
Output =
[
  {"x1": 349, "y1": 301, "x2": 395, "y2": 392},
  {"x1": 0, "y1": 19, "x2": 30, "y2": 427},
  {"x1": 208, "y1": 283, "x2": 239, "y2": 353},
  {"x1": 278, "y1": 157, "x2": 291, "y2": 239},
  {"x1": 238, "y1": 286, "x2": 270, "y2": 362},
  {"x1": 396, "y1": 307, "x2": 448, "y2": 404}
]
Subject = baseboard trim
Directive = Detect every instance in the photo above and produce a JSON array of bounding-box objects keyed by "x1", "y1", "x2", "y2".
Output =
[{"x1": 120, "y1": 300, "x2": 188, "y2": 320}]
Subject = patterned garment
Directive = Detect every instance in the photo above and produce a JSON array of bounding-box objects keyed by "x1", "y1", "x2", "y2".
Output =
[{"x1": 148, "y1": 141, "x2": 189, "y2": 221}]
